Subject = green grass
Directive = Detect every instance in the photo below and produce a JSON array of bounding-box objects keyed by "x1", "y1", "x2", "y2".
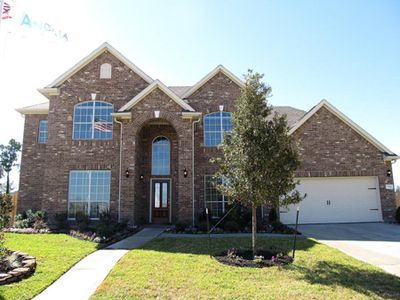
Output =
[
  {"x1": 92, "y1": 237, "x2": 400, "y2": 300},
  {"x1": 0, "y1": 233, "x2": 97, "y2": 300}
]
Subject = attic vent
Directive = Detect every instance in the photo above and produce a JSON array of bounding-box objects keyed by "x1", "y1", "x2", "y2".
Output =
[{"x1": 100, "y1": 63, "x2": 112, "y2": 79}]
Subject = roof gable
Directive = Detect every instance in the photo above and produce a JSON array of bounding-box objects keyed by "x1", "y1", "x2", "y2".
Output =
[
  {"x1": 44, "y1": 42, "x2": 153, "y2": 89},
  {"x1": 289, "y1": 99, "x2": 396, "y2": 155},
  {"x1": 119, "y1": 80, "x2": 195, "y2": 112},
  {"x1": 182, "y1": 65, "x2": 244, "y2": 99}
]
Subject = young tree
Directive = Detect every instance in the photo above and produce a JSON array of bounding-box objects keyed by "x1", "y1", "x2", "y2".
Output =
[
  {"x1": 214, "y1": 70, "x2": 303, "y2": 257},
  {"x1": 0, "y1": 139, "x2": 22, "y2": 194}
]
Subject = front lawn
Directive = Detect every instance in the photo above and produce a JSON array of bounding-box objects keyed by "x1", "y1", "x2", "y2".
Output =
[
  {"x1": 92, "y1": 237, "x2": 400, "y2": 300},
  {"x1": 0, "y1": 233, "x2": 97, "y2": 300}
]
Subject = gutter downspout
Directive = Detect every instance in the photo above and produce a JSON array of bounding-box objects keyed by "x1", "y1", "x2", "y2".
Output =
[
  {"x1": 192, "y1": 117, "x2": 201, "y2": 227},
  {"x1": 114, "y1": 117, "x2": 123, "y2": 223}
]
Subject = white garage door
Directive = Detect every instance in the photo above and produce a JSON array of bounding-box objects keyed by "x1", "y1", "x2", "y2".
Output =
[{"x1": 280, "y1": 176, "x2": 382, "y2": 224}]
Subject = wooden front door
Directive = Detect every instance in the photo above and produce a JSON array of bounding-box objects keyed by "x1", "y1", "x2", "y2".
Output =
[{"x1": 152, "y1": 180, "x2": 170, "y2": 223}]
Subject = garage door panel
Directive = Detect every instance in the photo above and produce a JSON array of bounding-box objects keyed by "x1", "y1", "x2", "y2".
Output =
[{"x1": 280, "y1": 176, "x2": 382, "y2": 224}]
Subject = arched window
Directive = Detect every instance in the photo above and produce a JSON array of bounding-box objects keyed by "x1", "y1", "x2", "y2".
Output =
[
  {"x1": 100, "y1": 63, "x2": 112, "y2": 79},
  {"x1": 73, "y1": 101, "x2": 113, "y2": 140},
  {"x1": 203, "y1": 112, "x2": 233, "y2": 147},
  {"x1": 152, "y1": 137, "x2": 170, "y2": 175}
]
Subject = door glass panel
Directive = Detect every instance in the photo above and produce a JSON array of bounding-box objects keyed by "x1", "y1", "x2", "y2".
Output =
[
  {"x1": 154, "y1": 183, "x2": 160, "y2": 208},
  {"x1": 162, "y1": 182, "x2": 168, "y2": 208}
]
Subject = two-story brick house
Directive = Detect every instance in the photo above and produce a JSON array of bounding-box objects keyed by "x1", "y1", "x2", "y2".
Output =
[{"x1": 16, "y1": 43, "x2": 398, "y2": 225}]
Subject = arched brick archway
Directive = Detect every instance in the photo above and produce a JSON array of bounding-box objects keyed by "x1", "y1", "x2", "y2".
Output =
[{"x1": 119, "y1": 111, "x2": 194, "y2": 225}]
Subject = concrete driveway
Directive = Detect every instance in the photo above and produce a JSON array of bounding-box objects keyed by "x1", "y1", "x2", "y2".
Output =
[{"x1": 297, "y1": 223, "x2": 400, "y2": 277}]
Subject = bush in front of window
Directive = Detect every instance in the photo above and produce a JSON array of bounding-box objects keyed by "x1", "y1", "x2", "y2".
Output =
[
  {"x1": 14, "y1": 210, "x2": 48, "y2": 230},
  {"x1": 75, "y1": 212, "x2": 90, "y2": 231},
  {"x1": 55, "y1": 213, "x2": 69, "y2": 231}
]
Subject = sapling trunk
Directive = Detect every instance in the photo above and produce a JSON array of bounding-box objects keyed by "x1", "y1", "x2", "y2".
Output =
[{"x1": 252, "y1": 204, "x2": 257, "y2": 258}]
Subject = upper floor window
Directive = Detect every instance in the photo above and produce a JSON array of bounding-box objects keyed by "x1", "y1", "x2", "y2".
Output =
[
  {"x1": 38, "y1": 120, "x2": 48, "y2": 144},
  {"x1": 203, "y1": 112, "x2": 233, "y2": 147},
  {"x1": 152, "y1": 136, "x2": 170, "y2": 175},
  {"x1": 73, "y1": 101, "x2": 113, "y2": 140},
  {"x1": 100, "y1": 63, "x2": 112, "y2": 79}
]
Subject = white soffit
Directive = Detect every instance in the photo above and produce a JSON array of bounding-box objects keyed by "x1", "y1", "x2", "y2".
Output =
[
  {"x1": 182, "y1": 65, "x2": 244, "y2": 99},
  {"x1": 45, "y1": 42, "x2": 153, "y2": 88},
  {"x1": 119, "y1": 80, "x2": 195, "y2": 112}
]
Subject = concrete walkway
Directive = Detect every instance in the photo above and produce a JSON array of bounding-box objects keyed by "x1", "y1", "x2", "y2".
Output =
[
  {"x1": 298, "y1": 223, "x2": 400, "y2": 277},
  {"x1": 34, "y1": 227, "x2": 165, "y2": 300}
]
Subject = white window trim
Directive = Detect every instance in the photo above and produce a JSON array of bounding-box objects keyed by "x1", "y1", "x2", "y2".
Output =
[
  {"x1": 204, "y1": 175, "x2": 228, "y2": 218},
  {"x1": 72, "y1": 101, "x2": 113, "y2": 140},
  {"x1": 203, "y1": 111, "x2": 232, "y2": 147},
  {"x1": 38, "y1": 120, "x2": 48, "y2": 144},
  {"x1": 67, "y1": 170, "x2": 111, "y2": 220}
]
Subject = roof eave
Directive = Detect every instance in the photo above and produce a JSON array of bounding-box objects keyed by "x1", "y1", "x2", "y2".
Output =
[
  {"x1": 182, "y1": 65, "x2": 244, "y2": 99},
  {"x1": 38, "y1": 88, "x2": 60, "y2": 97}
]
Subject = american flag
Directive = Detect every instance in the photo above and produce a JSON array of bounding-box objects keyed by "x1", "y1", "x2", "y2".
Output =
[
  {"x1": 1, "y1": 1, "x2": 12, "y2": 20},
  {"x1": 94, "y1": 119, "x2": 112, "y2": 132}
]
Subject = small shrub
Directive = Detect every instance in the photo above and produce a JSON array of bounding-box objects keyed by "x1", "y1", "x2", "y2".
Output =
[
  {"x1": 55, "y1": 213, "x2": 69, "y2": 230},
  {"x1": 395, "y1": 207, "x2": 400, "y2": 224},
  {"x1": 222, "y1": 220, "x2": 240, "y2": 232},
  {"x1": 268, "y1": 208, "x2": 278, "y2": 223},
  {"x1": 14, "y1": 215, "x2": 29, "y2": 229},
  {"x1": 197, "y1": 221, "x2": 209, "y2": 233},
  {"x1": 75, "y1": 212, "x2": 90, "y2": 231},
  {"x1": 33, "y1": 219, "x2": 48, "y2": 230},
  {"x1": 98, "y1": 210, "x2": 113, "y2": 226},
  {"x1": 175, "y1": 223, "x2": 187, "y2": 232}
]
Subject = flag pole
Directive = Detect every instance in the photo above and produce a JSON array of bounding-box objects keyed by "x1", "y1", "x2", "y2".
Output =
[{"x1": 0, "y1": 0, "x2": 4, "y2": 32}]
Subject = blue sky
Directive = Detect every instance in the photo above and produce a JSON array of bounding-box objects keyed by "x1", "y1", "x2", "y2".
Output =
[{"x1": 0, "y1": 0, "x2": 399, "y2": 187}]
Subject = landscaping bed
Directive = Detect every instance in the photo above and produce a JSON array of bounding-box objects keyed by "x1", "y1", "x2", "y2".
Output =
[
  {"x1": 0, "y1": 250, "x2": 36, "y2": 285},
  {"x1": 215, "y1": 247, "x2": 293, "y2": 268}
]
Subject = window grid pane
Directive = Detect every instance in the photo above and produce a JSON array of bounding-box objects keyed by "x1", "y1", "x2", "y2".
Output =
[
  {"x1": 38, "y1": 120, "x2": 48, "y2": 143},
  {"x1": 73, "y1": 101, "x2": 113, "y2": 140},
  {"x1": 204, "y1": 175, "x2": 227, "y2": 218},
  {"x1": 68, "y1": 170, "x2": 111, "y2": 219},
  {"x1": 204, "y1": 112, "x2": 232, "y2": 147},
  {"x1": 151, "y1": 137, "x2": 170, "y2": 175}
]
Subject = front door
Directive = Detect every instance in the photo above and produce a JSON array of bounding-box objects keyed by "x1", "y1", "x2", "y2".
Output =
[{"x1": 151, "y1": 180, "x2": 170, "y2": 223}]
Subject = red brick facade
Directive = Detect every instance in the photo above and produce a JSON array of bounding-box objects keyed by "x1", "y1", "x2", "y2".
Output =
[{"x1": 17, "y1": 46, "x2": 397, "y2": 224}]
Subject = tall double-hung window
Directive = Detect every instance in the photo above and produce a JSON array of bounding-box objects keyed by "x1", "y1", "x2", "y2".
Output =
[
  {"x1": 204, "y1": 175, "x2": 228, "y2": 218},
  {"x1": 73, "y1": 101, "x2": 113, "y2": 140},
  {"x1": 203, "y1": 112, "x2": 232, "y2": 147},
  {"x1": 38, "y1": 120, "x2": 48, "y2": 144},
  {"x1": 68, "y1": 170, "x2": 111, "y2": 219}
]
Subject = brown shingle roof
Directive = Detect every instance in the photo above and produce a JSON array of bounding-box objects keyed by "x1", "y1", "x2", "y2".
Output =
[{"x1": 271, "y1": 106, "x2": 307, "y2": 127}]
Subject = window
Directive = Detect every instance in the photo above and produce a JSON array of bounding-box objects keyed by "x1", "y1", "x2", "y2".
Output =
[
  {"x1": 100, "y1": 63, "x2": 112, "y2": 79},
  {"x1": 73, "y1": 101, "x2": 113, "y2": 140},
  {"x1": 151, "y1": 137, "x2": 170, "y2": 175},
  {"x1": 204, "y1": 175, "x2": 228, "y2": 218},
  {"x1": 203, "y1": 111, "x2": 233, "y2": 147},
  {"x1": 68, "y1": 170, "x2": 111, "y2": 219},
  {"x1": 38, "y1": 120, "x2": 48, "y2": 143}
]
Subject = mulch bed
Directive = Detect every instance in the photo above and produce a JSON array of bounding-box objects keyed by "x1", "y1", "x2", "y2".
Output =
[{"x1": 215, "y1": 248, "x2": 293, "y2": 268}]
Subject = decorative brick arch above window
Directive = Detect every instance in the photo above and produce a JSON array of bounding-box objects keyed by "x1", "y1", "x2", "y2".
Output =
[{"x1": 100, "y1": 63, "x2": 112, "y2": 79}]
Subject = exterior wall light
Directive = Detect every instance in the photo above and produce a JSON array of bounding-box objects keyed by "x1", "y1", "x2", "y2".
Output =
[
  {"x1": 183, "y1": 168, "x2": 188, "y2": 178},
  {"x1": 387, "y1": 169, "x2": 392, "y2": 177},
  {"x1": 91, "y1": 93, "x2": 97, "y2": 101},
  {"x1": 154, "y1": 110, "x2": 160, "y2": 118},
  {"x1": 219, "y1": 105, "x2": 224, "y2": 112},
  {"x1": 125, "y1": 169, "x2": 130, "y2": 178},
  {"x1": 139, "y1": 174, "x2": 144, "y2": 181}
]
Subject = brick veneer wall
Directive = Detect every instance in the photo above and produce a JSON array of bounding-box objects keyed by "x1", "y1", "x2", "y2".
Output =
[
  {"x1": 291, "y1": 106, "x2": 396, "y2": 221},
  {"x1": 18, "y1": 114, "x2": 48, "y2": 212},
  {"x1": 18, "y1": 51, "x2": 396, "y2": 224}
]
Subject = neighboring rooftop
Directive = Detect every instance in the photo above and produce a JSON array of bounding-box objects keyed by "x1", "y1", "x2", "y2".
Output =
[{"x1": 272, "y1": 106, "x2": 307, "y2": 127}]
